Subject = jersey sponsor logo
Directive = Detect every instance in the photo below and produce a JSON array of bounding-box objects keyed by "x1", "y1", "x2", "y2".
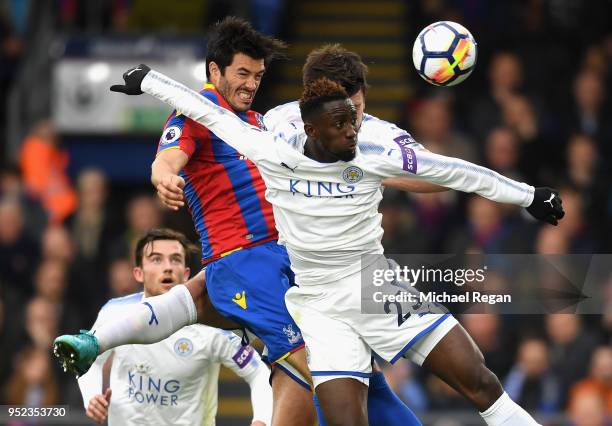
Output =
[
  {"x1": 289, "y1": 179, "x2": 355, "y2": 197},
  {"x1": 282, "y1": 324, "x2": 302, "y2": 345},
  {"x1": 128, "y1": 369, "x2": 181, "y2": 406},
  {"x1": 232, "y1": 290, "x2": 247, "y2": 310},
  {"x1": 232, "y1": 345, "x2": 255, "y2": 368},
  {"x1": 174, "y1": 337, "x2": 194, "y2": 357},
  {"x1": 342, "y1": 166, "x2": 364, "y2": 184},
  {"x1": 393, "y1": 135, "x2": 418, "y2": 174},
  {"x1": 160, "y1": 126, "x2": 181, "y2": 145}
]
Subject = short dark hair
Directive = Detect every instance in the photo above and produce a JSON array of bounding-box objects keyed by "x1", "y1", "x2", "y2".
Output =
[
  {"x1": 206, "y1": 16, "x2": 287, "y2": 79},
  {"x1": 302, "y1": 44, "x2": 369, "y2": 97},
  {"x1": 299, "y1": 77, "x2": 349, "y2": 121},
  {"x1": 134, "y1": 228, "x2": 198, "y2": 267}
]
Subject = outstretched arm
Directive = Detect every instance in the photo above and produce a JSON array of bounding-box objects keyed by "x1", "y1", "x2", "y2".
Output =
[
  {"x1": 111, "y1": 65, "x2": 275, "y2": 162},
  {"x1": 373, "y1": 141, "x2": 564, "y2": 224}
]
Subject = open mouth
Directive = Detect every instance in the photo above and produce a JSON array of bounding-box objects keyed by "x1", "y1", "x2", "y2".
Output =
[
  {"x1": 161, "y1": 277, "x2": 174, "y2": 285},
  {"x1": 237, "y1": 91, "x2": 253, "y2": 103}
]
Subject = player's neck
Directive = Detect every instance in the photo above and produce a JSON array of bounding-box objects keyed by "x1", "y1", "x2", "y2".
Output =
[{"x1": 304, "y1": 138, "x2": 339, "y2": 163}]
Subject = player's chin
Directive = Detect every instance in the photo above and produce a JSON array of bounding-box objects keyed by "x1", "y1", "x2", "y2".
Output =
[{"x1": 338, "y1": 149, "x2": 356, "y2": 162}]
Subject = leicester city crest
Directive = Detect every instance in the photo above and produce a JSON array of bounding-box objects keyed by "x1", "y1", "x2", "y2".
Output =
[
  {"x1": 342, "y1": 166, "x2": 364, "y2": 184},
  {"x1": 174, "y1": 337, "x2": 193, "y2": 357}
]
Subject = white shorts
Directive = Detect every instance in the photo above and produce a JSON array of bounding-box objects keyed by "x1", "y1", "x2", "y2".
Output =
[{"x1": 285, "y1": 269, "x2": 457, "y2": 388}]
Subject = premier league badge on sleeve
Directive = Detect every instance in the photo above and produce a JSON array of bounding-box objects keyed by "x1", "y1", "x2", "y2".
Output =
[
  {"x1": 342, "y1": 166, "x2": 364, "y2": 184},
  {"x1": 160, "y1": 126, "x2": 181, "y2": 145}
]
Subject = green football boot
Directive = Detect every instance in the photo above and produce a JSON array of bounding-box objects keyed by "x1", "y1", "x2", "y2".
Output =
[{"x1": 53, "y1": 329, "x2": 100, "y2": 378}]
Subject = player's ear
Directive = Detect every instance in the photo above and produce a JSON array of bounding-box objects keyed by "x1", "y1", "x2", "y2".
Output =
[
  {"x1": 304, "y1": 122, "x2": 317, "y2": 138},
  {"x1": 133, "y1": 267, "x2": 144, "y2": 283},
  {"x1": 183, "y1": 267, "x2": 190, "y2": 282},
  {"x1": 209, "y1": 61, "x2": 220, "y2": 82}
]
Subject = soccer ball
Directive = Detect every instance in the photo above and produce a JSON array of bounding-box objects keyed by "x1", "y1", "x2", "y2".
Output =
[{"x1": 412, "y1": 21, "x2": 477, "y2": 87}]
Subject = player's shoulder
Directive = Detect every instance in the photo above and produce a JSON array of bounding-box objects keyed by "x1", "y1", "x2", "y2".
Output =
[{"x1": 360, "y1": 113, "x2": 424, "y2": 151}]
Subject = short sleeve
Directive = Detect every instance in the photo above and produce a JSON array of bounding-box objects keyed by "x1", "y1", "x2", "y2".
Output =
[{"x1": 157, "y1": 112, "x2": 207, "y2": 159}]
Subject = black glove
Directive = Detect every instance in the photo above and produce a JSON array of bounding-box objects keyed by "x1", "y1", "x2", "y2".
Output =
[
  {"x1": 110, "y1": 64, "x2": 151, "y2": 95},
  {"x1": 526, "y1": 187, "x2": 565, "y2": 225}
]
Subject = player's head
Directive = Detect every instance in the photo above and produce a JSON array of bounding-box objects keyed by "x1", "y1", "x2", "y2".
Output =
[
  {"x1": 206, "y1": 16, "x2": 286, "y2": 112},
  {"x1": 299, "y1": 77, "x2": 357, "y2": 162},
  {"x1": 302, "y1": 44, "x2": 368, "y2": 130},
  {"x1": 133, "y1": 228, "x2": 197, "y2": 297}
]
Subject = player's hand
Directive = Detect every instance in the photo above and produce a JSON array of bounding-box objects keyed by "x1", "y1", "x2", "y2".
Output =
[
  {"x1": 526, "y1": 187, "x2": 565, "y2": 225},
  {"x1": 251, "y1": 422, "x2": 267, "y2": 426},
  {"x1": 156, "y1": 174, "x2": 186, "y2": 210},
  {"x1": 110, "y1": 64, "x2": 151, "y2": 95},
  {"x1": 86, "y1": 388, "x2": 112, "y2": 424}
]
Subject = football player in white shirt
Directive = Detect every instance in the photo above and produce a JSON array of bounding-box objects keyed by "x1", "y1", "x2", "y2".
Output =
[
  {"x1": 100, "y1": 64, "x2": 564, "y2": 426},
  {"x1": 77, "y1": 228, "x2": 272, "y2": 425}
]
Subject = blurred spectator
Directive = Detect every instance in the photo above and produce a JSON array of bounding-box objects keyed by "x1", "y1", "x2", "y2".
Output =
[
  {"x1": 566, "y1": 134, "x2": 599, "y2": 191},
  {"x1": 69, "y1": 168, "x2": 113, "y2": 262},
  {"x1": 504, "y1": 337, "x2": 560, "y2": 413},
  {"x1": 383, "y1": 360, "x2": 429, "y2": 413},
  {"x1": 108, "y1": 257, "x2": 139, "y2": 298},
  {"x1": 23, "y1": 296, "x2": 59, "y2": 350},
  {"x1": 110, "y1": 193, "x2": 162, "y2": 260},
  {"x1": 569, "y1": 70, "x2": 608, "y2": 141},
  {"x1": 0, "y1": 196, "x2": 40, "y2": 295},
  {"x1": 568, "y1": 391, "x2": 608, "y2": 426},
  {"x1": 535, "y1": 226, "x2": 570, "y2": 255},
  {"x1": 409, "y1": 96, "x2": 477, "y2": 162},
  {"x1": 461, "y1": 314, "x2": 514, "y2": 379},
  {"x1": 466, "y1": 52, "x2": 524, "y2": 138},
  {"x1": 33, "y1": 259, "x2": 81, "y2": 335},
  {"x1": 568, "y1": 347, "x2": 612, "y2": 413},
  {"x1": 0, "y1": 165, "x2": 48, "y2": 238},
  {"x1": 41, "y1": 225, "x2": 75, "y2": 263},
  {"x1": 67, "y1": 168, "x2": 120, "y2": 323},
  {"x1": 444, "y1": 196, "x2": 528, "y2": 254},
  {"x1": 483, "y1": 127, "x2": 523, "y2": 181},
  {"x1": 556, "y1": 187, "x2": 595, "y2": 253},
  {"x1": 4, "y1": 346, "x2": 59, "y2": 406},
  {"x1": 19, "y1": 119, "x2": 77, "y2": 225},
  {"x1": 546, "y1": 314, "x2": 600, "y2": 406}
]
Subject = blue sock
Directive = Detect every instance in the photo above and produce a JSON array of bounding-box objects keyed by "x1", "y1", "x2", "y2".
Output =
[{"x1": 367, "y1": 371, "x2": 422, "y2": 426}]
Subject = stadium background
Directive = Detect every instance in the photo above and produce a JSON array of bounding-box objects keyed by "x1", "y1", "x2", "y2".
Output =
[{"x1": 0, "y1": 0, "x2": 610, "y2": 424}]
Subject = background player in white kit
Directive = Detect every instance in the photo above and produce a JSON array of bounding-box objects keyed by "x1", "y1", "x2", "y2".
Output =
[
  {"x1": 105, "y1": 65, "x2": 564, "y2": 426},
  {"x1": 77, "y1": 228, "x2": 272, "y2": 425}
]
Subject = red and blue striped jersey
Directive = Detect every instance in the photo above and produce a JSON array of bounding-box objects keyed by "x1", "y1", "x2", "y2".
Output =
[{"x1": 157, "y1": 83, "x2": 277, "y2": 263}]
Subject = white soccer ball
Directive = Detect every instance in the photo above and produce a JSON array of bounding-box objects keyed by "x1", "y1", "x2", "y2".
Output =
[{"x1": 412, "y1": 21, "x2": 477, "y2": 86}]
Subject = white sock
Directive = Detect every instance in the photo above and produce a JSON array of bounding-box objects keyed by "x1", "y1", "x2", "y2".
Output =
[
  {"x1": 479, "y1": 392, "x2": 541, "y2": 426},
  {"x1": 94, "y1": 285, "x2": 197, "y2": 352}
]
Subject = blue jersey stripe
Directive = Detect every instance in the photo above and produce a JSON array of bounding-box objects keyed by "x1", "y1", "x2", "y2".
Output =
[
  {"x1": 181, "y1": 171, "x2": 213, "y2": 259},
  {"x1": 210, "y1": 134, "x2": 269, "y2": 240}
]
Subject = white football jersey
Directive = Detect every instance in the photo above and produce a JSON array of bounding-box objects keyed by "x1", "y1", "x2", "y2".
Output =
[
  {"x1": 78, "y1": 292, "x2": 272, "y2": 426},
  {"x1": 142, "y1": 71, "x2": 534, "y2": 286}
]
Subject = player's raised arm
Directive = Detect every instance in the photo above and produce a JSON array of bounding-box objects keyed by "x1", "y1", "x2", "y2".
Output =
[
  {"x1": 110, "y1": 65, "x2": 275, "y2": 162},
  {"x1": 374, "y1": 141, "x2": 564, "y2": 225}
]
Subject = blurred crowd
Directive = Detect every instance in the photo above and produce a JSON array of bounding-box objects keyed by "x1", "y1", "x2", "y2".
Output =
[{"x1": 0, "y1": 0, "x2": 611, "y2": 423}]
